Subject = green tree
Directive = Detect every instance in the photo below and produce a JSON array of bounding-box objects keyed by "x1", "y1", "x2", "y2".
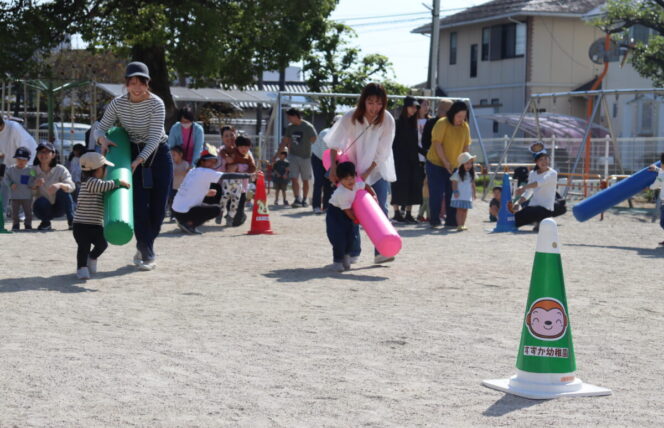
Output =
[
  {"x1": 595, "y1": 0, "x2": 664, "y2": 86},
  {"x1": 304, "y1": 22, "x2": 409, "y2": 125}
]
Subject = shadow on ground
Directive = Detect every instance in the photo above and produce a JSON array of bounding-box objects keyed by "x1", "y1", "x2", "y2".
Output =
[
  {"x1": 264, "y1": 265, "x2": 389, "y2": 283},
  {"x1": 483, "y1": 393, "x2": 546, "y2": 417},
  {"x1": 567, "y1": 243, "x2": 663, "y2": 258},
  {"x1": 0, "y1": 265, "x2": 137, "y2": 293}
]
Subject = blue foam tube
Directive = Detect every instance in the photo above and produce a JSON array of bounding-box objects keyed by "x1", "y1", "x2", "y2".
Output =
[{"x1": 572, "y1": 161, "x2": 661, "y2": 222}]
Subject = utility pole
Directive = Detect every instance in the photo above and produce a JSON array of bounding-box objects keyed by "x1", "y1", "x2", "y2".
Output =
[{"x1": 429, "y1": 0, "x2": 440, "y2": 95}]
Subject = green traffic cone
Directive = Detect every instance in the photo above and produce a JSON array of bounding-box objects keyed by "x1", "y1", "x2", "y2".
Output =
[
  {"x1": 0, "y1": 193, "x2": 12, "y2": 234},
  {"x1": 482, "y1": 218, "x2": 611, "y2": 399}
]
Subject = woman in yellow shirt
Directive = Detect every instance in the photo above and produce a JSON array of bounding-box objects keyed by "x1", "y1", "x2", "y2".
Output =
[{"x1": 425, "y1": 101, "x2": 471, "y2": 228}]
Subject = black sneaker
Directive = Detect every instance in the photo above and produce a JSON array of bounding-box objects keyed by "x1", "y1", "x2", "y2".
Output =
[
  {"x1": 301, "y1": 199, "x2": 309, "y2": 208},
  {"x1": 24, "y1": 224, "x2": 33, "y2": 230},
  {"x1": 404, "y1": 213, "x2": 417, "y2": 224},
  {"x1": 291, "y1": 198, "x2": 302, "y2": 208},
  {"x1": 37, "y1": 221, "x2": 52, "y2": 231},
  {"x1": 11, "y1": 224, "x2": 19, "y2": 231},
  {"x1": 392, "y1": 211, "x2": 405, "y2": 223}
]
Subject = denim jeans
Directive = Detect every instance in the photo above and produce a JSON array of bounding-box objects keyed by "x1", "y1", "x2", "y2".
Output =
[
  {"x1": 659, "y1": 202, "x2": 664, "y2": 231},
  {"x1": 33, "y1": 189, "x2": 74, "y2": 225},
  {"x1": 426, "y1": 162, "x2": 456, "y2": 227},
  {"x1": 311, "y1": 154, "x2": 333, "y2": 210},
  {"x1": 326, "y1": 205, "x2": 360, "y2": 263},
  {"x1": 132, "y1": 143, "x2": 173, "y2": 261}
]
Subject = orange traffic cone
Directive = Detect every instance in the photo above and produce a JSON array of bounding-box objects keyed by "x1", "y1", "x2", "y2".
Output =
[{"x1": 247, "y1": 171, "x2": 274, "y2": 235}]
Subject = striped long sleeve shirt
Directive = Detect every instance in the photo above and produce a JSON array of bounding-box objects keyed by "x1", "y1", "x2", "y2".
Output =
[
  {"x1": 73, "y1": 178, "x2": 120, "y2": 226},
  {"x1": 93, "y1": 93, "x2": 168, "y2": 161}
]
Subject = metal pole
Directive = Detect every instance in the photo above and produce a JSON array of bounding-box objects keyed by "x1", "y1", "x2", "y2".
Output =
[
  {"x1": 534, "y1": 98, "x2": 542, "y2": 140},
  {"x1": 486, "y1": 98, "x2": 533, "y2": 197},
  {"x1": 566, "y1": 93, "x2": 603, "y2": 198},
  {"x1": 604, "y1": 134, "x2": 610, "y2": 178},
  {"x1": 468, "y1": 103, "x2": 490, "y2": 198},
  {"x1": 429, "y1": 0, "x2": 441, "y2": 94},
  {"x1": 551, "y1": 134, "x2": 556, "y2": 170},
  {"x1": 275, "y1": 92, "x2": 282, "y2": 154},
  {"x1": 600, "y1": 93, "x2": 623, "y2": 174},
  {"x1": 23, "y1": 82, "x2": 28, "y2": 124}
]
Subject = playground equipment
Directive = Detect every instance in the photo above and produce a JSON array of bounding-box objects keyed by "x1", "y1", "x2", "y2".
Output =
[
  {"x1": 103, "y1": 127, "x2": 134, "y2": 245},
  {"x1": 573, "y1": 161, "x2": 661, "y2": 222},
  {"x1": 483, "y1": 218, "x2": 611, "y2": 399}
]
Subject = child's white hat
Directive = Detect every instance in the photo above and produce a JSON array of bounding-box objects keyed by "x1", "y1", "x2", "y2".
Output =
[{"x1": 457, "y1": 152, "x2": 476, "y2": 165}]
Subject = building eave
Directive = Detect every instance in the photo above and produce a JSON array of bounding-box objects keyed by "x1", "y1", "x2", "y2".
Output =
[{"x1": 412, "y1": 11, "x2": 589, "y2": 34}]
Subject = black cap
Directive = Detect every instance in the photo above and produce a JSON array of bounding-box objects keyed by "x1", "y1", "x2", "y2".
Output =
[
  {"x1": 13, "y1": 146, "x2": 31, "y2": 159},
  {"x1": 125, "y1": 61, "x2": 151, "y2": 80},
  {"x1": 37, "y1": 142, "x2": 55, "y2": 153},
  {"x1": 404, "y1": 96, "x2": 420, "y2": 108},
  {"x1": 198, "y1": 150, "x2": 217, "y2": 161}
]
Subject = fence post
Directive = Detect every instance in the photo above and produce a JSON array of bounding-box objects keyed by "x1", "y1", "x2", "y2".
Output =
[{"x1": 503, "y1": 134, "x2": 509, "y2": 163}]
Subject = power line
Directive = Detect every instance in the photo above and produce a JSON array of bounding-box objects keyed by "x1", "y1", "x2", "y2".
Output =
[
  {"x1": 335, "y1": 11, "x2": 429, "y2": 21},
  {"x1": 351, "y1": 17, "x2": 431, "y2": 28}
]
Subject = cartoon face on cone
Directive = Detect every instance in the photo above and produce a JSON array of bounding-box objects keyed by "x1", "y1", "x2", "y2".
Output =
[{"x1": 525, "y1": 298, "x2": 568, "y2": 340}]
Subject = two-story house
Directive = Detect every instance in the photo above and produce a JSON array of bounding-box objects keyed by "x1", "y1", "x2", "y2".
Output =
[{"x1": 413, "y1": 0, "x2": 605, "y2": 137}]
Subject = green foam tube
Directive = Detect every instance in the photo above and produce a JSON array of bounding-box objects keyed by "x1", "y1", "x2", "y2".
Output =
[{"x1": 103, "y1": 127, "x2": 134, "y2": 245}]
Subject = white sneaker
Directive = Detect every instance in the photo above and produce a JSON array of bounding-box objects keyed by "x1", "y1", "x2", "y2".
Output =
[
  {"x1": 374, "y1": 254, "x2": 395, "y2": 264},
  {"x1": 87, "y1": 257, "x2": 98, "y2": 274},
  {"x1": 133, "y1": 251, "x2": 143, "y2": 266},
  {"x1": 329, "y1": 262, "x2": 345, "y2": 272},
  {"x1": 313, "y1": 207, "x2": 322, "y2": 215},
  {"x1": 349, "y1": 256, "x2": 360, "y2": 264},
  {"x1": 342, "y1": 255, "x2": 351, "y2": 270},
  {"x1": 137, "y1": 259, "x2": 156, "y2": 271},
  {"x1": 76, "y1": 267, "x2": 90, "y2": 280}
]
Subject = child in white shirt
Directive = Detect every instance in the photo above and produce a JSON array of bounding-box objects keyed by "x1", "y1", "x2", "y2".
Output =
[{"x1": 326, "y1": 161, "x2": 376, "y2": 272}]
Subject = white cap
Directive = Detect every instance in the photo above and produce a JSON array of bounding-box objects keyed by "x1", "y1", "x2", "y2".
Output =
[{"x1": 535, "y1": 218, "x2": 560, "y2": 254}]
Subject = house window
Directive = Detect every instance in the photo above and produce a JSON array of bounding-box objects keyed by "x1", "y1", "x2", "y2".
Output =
[
  {"x1": 630, "y1": 25, "x2": 652, "y2": 44},
  {"x1": 481, "y1": 28, "x2": 490, "y2": 61},
  {"x1": 450, "y1": 32, "x2": 457, "y2": 65},
  {"x1": 638, "y1": 99, "x2": 656, "y2": 135},
  {"x1": 491, "y1": 98, "x2": 500, "y2": 105},
  {"x1": 493, "y1": 121, "x2": 499, "y2": 133},
  {"x1": 489, "y1": 22, "x2": 526, "y2": 60},
  {"x1": 470, "y1": 44, "x2": 478, "y2": 78},
  {"x1": 480, "y1": 99, "x2": 488, "y2": 105}
]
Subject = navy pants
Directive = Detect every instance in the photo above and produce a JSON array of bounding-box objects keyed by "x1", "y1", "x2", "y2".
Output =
[
  {"x1": 659, "y1": 203, "x2": 663, "y2": 230},
  {"x1": 326, "y1": 205, "x2": 360, "y2": 263},
  {"x1": 311, "y1": 154, "x2": 334, "y2": 210},
  {"x1": 349, "y1": 178, "x2": 389, "y2": 257},
  {"x1": 33, "y1": 189, "x2": 74, "y2": 226},
  {"x1": 426, "y1": 161, "x2": 457, "y2": 227},
  {"x1": 515, "y1": 206, "x2": 553, "y2": 228},
  {"x1": 132, "y1": 143, "x2": 173, "y2": 261}
]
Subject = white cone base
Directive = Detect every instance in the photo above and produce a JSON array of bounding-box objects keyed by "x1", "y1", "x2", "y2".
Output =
[{"x1": 482, "y1": 371, "x2": 611, "y2": 400}]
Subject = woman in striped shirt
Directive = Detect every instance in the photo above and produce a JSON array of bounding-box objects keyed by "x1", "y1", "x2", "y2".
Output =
[
  {"x1": 73, "y1": 152, "x2": 130, "y2": 279},
  {"x1": 94, "y1": 61, "x2": 173, "y2": 270}
]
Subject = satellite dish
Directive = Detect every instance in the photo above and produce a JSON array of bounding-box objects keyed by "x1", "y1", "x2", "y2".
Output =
[{"x1": 588, "y1": 38, "x2": 621, "y2": 64}]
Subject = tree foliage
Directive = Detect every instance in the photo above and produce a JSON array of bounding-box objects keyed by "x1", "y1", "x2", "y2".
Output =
[
  {"x1": 304, "y1": 22, "x2": 409, "y2": 125},
  {"x1": 595, "y1": 0, "x2": 664, "y2": 86}
]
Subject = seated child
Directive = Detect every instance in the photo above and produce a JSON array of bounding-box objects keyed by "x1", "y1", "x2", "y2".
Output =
[
  {"x1": 489, "y1": 186, "x2": 501, "y2": 222},
  {"x1": 326, "y1": 161, "x2": 376, "y2": 272},
  {"x1": 3, "y1": 146, "x2": 35, "y2": 230},
  {"x1": 72, "y1": 152, "x2": 130, "y2": 279},
  {"x1": 219, "y1": 136, "x2": 256, "y2": 226},
  {"x1": 272, "y1": 151, "x2": 290, "y2": 205}
]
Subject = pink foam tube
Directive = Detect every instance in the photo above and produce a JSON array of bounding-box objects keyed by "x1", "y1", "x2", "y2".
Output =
[
  {"x1": 322, "y1": 149, "x2": 350, "y2": 171},
  {"x1": 352, "y1": 189, "x2": 402, "y2": 258}
]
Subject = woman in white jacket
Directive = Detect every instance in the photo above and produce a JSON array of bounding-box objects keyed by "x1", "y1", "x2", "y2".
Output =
[{"x1": 325, "y1": 83, "x2": 396, "y2": 263}]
